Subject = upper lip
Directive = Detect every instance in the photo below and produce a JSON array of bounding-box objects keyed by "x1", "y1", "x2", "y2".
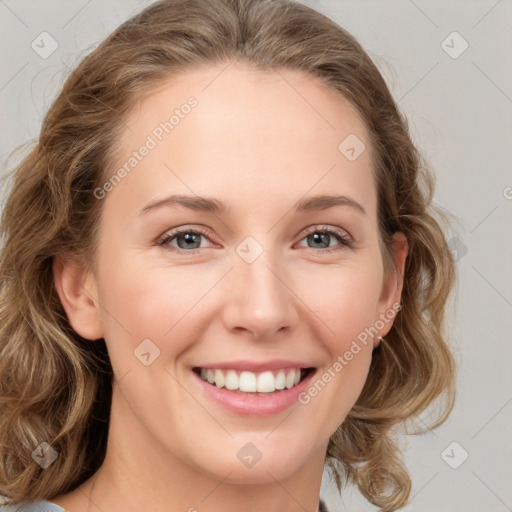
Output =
[{"x1": 192, "y1": 359, "x2": 316, "y2": 372}]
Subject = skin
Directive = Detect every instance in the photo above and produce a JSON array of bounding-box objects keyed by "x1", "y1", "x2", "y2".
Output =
[{"x1": 53, "y1": 62, "x2": 408, "y2": 512}]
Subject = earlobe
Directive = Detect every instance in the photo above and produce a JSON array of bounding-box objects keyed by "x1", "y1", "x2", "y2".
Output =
[
  {"x1": 53, "y1": 254, "x2": 103, "y2": 340},
  {"x1": 374, "y1": 231, "x2": 408, "y2": 347}
]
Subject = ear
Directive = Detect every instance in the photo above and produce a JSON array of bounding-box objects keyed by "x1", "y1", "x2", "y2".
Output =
[
  {"x1": 374, "y1": 231, "x2": 408, "y2": 347},
  {"x1": 53, "y1": 254, "x2": 104, "y2": 340}
]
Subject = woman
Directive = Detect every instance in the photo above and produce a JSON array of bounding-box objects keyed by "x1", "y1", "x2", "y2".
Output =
[{"x1": 0, "y1": 0, "x2": 456, "y2": 511}]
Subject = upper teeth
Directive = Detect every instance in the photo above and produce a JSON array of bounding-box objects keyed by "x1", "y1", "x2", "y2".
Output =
[{"x1": 199, "y1": 368, "x2": 302, "y2": 392}]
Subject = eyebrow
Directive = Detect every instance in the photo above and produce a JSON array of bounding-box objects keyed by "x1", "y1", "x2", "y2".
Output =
[{"x1": 138, "y1": 193, "x2": 367, "y2": 217}]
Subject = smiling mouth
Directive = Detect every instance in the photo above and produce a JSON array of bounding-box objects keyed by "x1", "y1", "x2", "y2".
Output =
[{"x1": 192, "y1": 367, "x2": 316, "y2": 395}]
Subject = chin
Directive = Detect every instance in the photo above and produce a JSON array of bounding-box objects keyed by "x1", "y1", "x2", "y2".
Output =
[{"x1": 195, "y1": 446, "x2": 311, "y2": 485}]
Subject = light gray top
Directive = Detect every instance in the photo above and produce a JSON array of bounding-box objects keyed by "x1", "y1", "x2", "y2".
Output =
[{"x1": 0, "y1": 501, "x2": 66, "y2": 511}]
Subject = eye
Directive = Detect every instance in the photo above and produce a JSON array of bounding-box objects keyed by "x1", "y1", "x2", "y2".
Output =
[
  {"x1": 157, "y1": 226, "x2": 215, "y2": 254},
  {"x1": 157, "y1": 224, "x2": 353, "y2": 255},
  {"x1": 296, "y1": 225, "x2": 353, "y2": 254}
]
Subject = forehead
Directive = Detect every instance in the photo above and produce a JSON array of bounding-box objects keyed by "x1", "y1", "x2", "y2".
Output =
[{"x1": 104, "y1": 62, "x2": 376, "y2": 222}]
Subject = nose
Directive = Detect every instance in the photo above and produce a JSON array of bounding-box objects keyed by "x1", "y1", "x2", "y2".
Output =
[{"x1": 220, "y1": 243, "x2": 300, "y2": 341}]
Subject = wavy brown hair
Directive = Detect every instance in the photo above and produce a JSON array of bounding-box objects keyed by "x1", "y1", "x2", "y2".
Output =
[{"x1": 0, "y1": 0, "x2": 457, "y2": 510}]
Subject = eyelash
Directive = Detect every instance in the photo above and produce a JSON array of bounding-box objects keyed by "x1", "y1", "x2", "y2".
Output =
[{"x1": 156, "y1": 225, "x2": 353, "y2": 255}]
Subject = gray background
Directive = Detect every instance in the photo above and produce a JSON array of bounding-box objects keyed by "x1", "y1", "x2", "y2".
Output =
[{"x1": 1, "y1": 1, "x2": 511, "y2": 511}]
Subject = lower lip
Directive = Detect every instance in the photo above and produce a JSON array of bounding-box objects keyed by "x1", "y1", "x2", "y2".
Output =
[{"x1": 192, "y1": 369, "x2": 317, "y2": 416}]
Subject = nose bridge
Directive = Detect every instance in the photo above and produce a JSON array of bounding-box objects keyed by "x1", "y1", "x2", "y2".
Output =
[{"x1": 222, "y1": 234, "x2": 299, "y2": 337}]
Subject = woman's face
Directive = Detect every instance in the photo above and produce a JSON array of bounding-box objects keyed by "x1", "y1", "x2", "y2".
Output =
[{"x1": 58, "y1": 62, "x2": 406, "y2": 485}]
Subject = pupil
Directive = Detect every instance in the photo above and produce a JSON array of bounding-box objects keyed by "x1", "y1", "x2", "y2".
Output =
[
  {"x1": 310, "y1": 232, "x2": 328, "y2": 248},
  {"x1": 179, "y1": 233, "x2": 200, "y2": 249}
]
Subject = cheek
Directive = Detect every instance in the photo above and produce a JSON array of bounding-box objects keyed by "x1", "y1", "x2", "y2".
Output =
[
  {"x1": 92, "y1": 245, "x2": 229, "y2": 389},
  {"x1": 92, "y1": 256, "x2": 204, "y2": 430},
  {"x1": 296, "y1": 258, "x2": 383, "y2": 346},
  {"x1": 96, "y1": 261, "x2": 202, "y2": 349}
]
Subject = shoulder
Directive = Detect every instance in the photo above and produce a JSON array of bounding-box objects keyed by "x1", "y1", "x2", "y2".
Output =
[{"x1": 0, "y1": 500, "x2": 66, "y2": 511}]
